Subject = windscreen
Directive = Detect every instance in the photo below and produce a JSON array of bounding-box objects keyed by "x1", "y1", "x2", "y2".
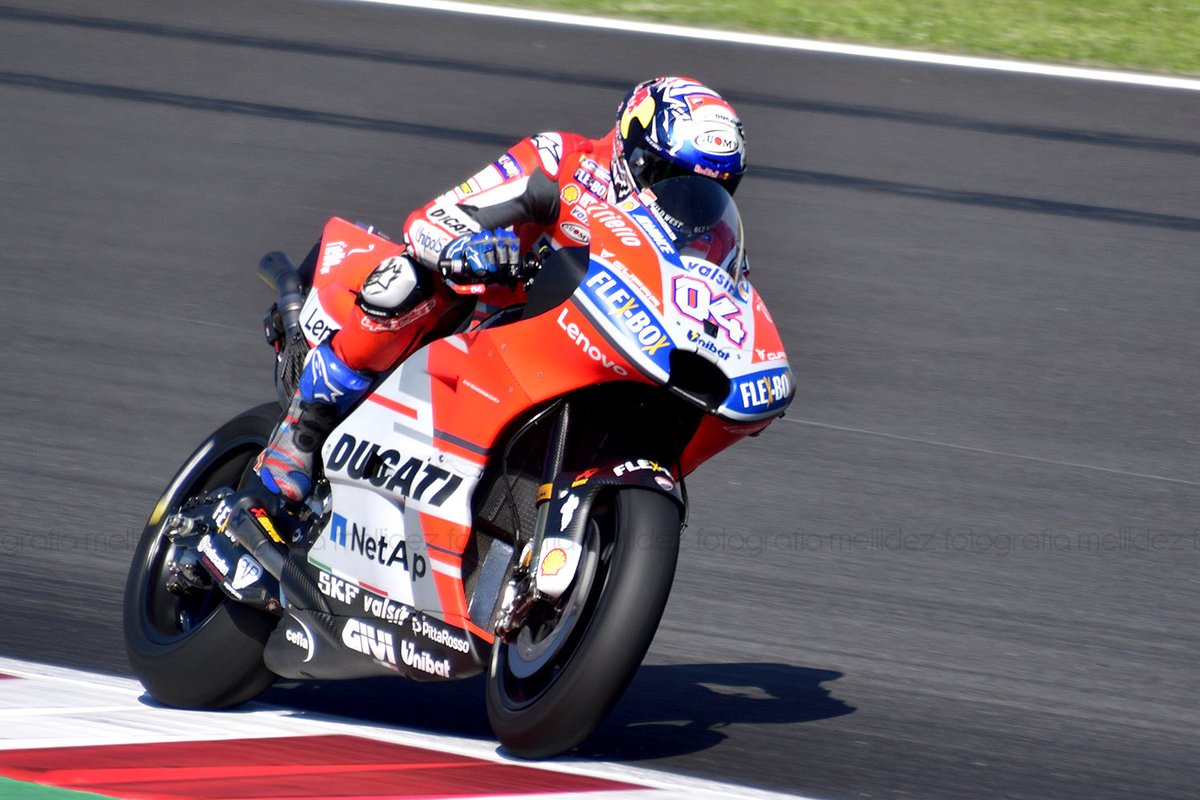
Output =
[{"x1": 641, "y1": 175, "x2": 746, "y2": 283}]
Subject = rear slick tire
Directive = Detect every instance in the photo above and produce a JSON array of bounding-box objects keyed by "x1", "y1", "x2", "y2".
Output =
[
  {"x1": 486, "y1": 487, "x2": 681, "y2": 758},
  {"x1": 123, "y1": 403, "x2": 281, "y2": 709}
]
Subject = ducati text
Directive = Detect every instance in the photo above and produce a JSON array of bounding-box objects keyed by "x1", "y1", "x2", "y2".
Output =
[{"x1": 326, "y1": 434, "x2": 463, "y2": 507}]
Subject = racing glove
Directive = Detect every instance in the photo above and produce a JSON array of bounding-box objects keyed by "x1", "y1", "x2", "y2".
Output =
[{"x1": 438, "y1": 229, "x2": 521, "y2": 283}]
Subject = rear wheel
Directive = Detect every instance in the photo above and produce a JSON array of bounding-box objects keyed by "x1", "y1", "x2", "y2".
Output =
[
  {"x1": 486, "y1": 488, "x2": 681, "y2": 757},
  {"x1": 123, "y1": 403, "x2": 281, "y2": 708}
]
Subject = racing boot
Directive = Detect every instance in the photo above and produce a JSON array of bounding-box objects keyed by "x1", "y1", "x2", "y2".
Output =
[{"x1": 256, "y1": 341, "x2": 371, "y2": 501}]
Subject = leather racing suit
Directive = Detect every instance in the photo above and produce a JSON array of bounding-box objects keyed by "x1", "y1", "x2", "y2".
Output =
[
  {"x1": 256, "y1": 129, "x2": 618, "y2": 501},
  {"x1": 340, "y1": 128, "x2": 617, "y2": 372}
]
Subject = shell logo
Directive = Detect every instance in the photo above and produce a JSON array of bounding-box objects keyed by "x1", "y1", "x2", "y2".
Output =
[
  {"x1": 561, "y1": 184, "x2": 581, "y2": 204},
  {"x1": 540, "y1": 547, "x2": 568, "y2": 577}
]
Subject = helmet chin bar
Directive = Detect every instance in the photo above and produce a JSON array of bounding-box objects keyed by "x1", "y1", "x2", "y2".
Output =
[{"x1": 610, "y1": 136, "x2": 636, "y2": 201}]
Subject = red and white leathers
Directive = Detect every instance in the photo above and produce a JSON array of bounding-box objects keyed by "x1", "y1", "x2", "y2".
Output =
[
  {"x1": 327, "y1": 129, "x2": 618, "y2": 375},
  {"x1": 258, "y1": 129, "x2": 618, "y2": 500}
]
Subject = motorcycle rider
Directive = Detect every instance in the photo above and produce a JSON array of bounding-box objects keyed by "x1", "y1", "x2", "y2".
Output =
[{"x1": 255, "y1": 76, "x2": 748, "y2": 502}]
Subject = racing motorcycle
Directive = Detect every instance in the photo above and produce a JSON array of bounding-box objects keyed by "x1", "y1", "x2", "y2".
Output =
[{"x1": 123, "y1": 175, "x2": 794, "y2": 758}]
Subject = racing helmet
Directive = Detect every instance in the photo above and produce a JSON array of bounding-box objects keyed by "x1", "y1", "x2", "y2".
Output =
[{"x1": 611, "y1": 76, "x2": 747, "y2": 201}]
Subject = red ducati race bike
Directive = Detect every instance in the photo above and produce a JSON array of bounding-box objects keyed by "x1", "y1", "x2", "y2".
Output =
[{"x1": 124, "y1": 176, "x2": 794, "y2": 757}]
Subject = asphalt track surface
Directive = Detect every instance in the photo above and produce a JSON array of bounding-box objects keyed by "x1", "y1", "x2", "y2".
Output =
[{"x1": 1, "y1": 2, "x2": 1197, "y2": 798}]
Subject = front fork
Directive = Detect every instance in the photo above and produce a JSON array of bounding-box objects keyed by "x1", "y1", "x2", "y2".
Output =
[
  {"x1": 493, "y1": 402, "x2": 685, "y2": 640},
  {"x1": 494, "y1": 402, "x2": 572, "y2": 640}
]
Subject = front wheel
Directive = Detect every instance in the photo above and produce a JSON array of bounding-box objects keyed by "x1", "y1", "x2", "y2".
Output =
[
  {"x1": 123, "y1": 403, "x2": 281, "y2": 709},
  {"x1": 486, "y1": 488, "x2": 681, "y2": 758}
]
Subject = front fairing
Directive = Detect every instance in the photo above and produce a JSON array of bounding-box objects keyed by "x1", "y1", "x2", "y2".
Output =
[{"x1": 580, "y1": 176, "x2": 794, "y2": 423}]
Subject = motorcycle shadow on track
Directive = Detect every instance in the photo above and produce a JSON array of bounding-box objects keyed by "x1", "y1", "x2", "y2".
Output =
[{"x1": 251, "y1": 662, "x2": 854, "y2": 760}]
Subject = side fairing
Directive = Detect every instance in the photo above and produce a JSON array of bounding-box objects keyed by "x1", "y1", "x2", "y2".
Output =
[
  {"x1": 312, "y1": 346, "x2": 483, "y2": 630},
  {"x1": 301, "y1": 195, "x2": 793, "y2": 642}
]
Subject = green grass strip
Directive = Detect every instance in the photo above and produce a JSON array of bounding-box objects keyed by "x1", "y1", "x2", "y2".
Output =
[
  {"x1": 0, "y1": 777, "x2": 121, "y2": 800},
  {"x1": 477, "y1": 0, "x2": 1200, "y2": 76}
]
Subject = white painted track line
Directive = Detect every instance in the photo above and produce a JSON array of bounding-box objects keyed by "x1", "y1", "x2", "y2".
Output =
[
  {"x1": 0, "y1": 656, "x2": 820, "y2": 799},
  {"x1": 334, "y1": 0, "x2": 1200, "y2": 92}
]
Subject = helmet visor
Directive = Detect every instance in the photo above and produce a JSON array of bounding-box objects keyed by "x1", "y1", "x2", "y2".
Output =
[{"x1": 627, "y1": 145, "x2": 743, "y2": 196}]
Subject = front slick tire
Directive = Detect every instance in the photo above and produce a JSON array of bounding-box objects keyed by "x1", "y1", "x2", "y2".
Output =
[
  {"x1": 486, "y1": 488, "x2": 681, "y2": 758},
  {"x1": 123, "y1": 403, "x2": 281, "y2": 709}
]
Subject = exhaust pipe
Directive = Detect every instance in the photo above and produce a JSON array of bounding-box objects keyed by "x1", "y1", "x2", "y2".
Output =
[
  {"x1": 258, "y1": 251, "x2": 306, "y2": 342},
  {"x1": 224, "y1": 493, "x2": 330, "y2": 615}
]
